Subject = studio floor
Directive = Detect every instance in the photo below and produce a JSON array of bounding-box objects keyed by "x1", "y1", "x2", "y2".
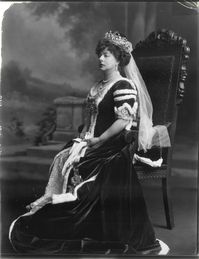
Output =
[{"x1": 0, "y1": 137, "x2": 198, "y2": 258}]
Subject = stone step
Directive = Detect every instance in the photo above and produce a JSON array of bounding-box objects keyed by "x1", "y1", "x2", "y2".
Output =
[
  {"x1": 47, "y1": 140, "x2": 64, "y2": 145},
  {"x1": 1, "y1": 156, "x2": 52, "y2": 181},
  {"x1": 1, "y1": 144, "x2": 30, "y2": 157},
  {"x1": 53, "y1": 131, "x2": 76, "y2": 142},
  {"x1": 1, "y1": 141, "x2": 64, "y2": 157},
  {"x1": 27, "y1": 143, "x2": 65, "y2": 158}
]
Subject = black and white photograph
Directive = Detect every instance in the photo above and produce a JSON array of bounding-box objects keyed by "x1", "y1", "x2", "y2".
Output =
[{"x1": 0, "y1": 2, "x2": 198, "y2": 258}]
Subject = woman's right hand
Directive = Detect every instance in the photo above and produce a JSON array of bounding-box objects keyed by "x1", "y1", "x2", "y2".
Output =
[{"x1": 26, "y1": 195, "x2": 52, "y2": 212}]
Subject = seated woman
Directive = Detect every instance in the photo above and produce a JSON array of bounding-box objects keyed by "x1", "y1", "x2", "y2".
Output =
[{"x1": 9, "y1": 31, "x2": 170, "y2": 255}]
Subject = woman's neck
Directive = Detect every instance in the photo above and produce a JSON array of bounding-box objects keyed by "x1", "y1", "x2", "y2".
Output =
[{"x1": 102, "y1": 70, "x2": 121, "y2": 83}]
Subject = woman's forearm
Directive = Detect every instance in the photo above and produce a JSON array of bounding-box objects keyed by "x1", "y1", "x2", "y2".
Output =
[{"x1": 99, "y1": 119, "x2": 129, "y2": 143}]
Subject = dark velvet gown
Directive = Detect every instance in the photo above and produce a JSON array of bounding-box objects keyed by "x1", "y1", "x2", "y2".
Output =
[{"x1": 9, "y1": 79, "x2": 161, "y2": 255}]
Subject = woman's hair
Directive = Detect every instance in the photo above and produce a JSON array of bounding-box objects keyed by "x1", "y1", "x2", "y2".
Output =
[{"x1": 95, "y1": 38, "x2": 131, "y2": 67}]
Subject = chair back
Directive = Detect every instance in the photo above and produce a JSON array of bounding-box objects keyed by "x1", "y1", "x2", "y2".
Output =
[{"x1": 133, "y1": 29, "x2": 190, "y2": 164}]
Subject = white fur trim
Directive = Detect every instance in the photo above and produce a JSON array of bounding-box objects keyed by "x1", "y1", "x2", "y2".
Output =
[
  {"x1": 157, "y1": 239, "x2": 170, "y2": 255},
  {"x1": 52, "y1": 175, "x2": 97, "y2": 204},
  {"x1": 114, "y1": 94, "x2": 136, "y2": 102},
  {"x1": 134, "y1": 154, "x2": 163, "y2": 167},
  {"x1": 9, "y1": 212, "x2": 34, "y2": 247},
  {"x1": 113, "y1": 89, "x2": 137, "y2": 96}
]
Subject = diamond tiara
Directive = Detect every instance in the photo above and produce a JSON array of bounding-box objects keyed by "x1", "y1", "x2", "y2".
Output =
[{"x1": 104, "y1": 31, "x2": 133, "y2": 53}]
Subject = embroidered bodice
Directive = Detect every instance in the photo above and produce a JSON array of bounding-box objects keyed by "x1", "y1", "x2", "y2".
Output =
[{"x1": 86, "y1": 78, "x2": 139, "y2": 138}]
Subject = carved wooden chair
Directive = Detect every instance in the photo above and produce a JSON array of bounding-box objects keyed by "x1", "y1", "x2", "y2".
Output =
[{"x1": 131, "y1": 29, "x2": 190, "y2": 229}]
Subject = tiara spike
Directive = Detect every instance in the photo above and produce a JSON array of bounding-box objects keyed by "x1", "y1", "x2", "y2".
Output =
[{"x1": 104, "y1": 31, "x2": 133, "y2": 53}]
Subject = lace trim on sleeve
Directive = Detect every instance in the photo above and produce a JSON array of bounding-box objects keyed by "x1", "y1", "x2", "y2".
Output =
[{"x1": 114, "y1": 102, "x2": 138, "y2": 120}]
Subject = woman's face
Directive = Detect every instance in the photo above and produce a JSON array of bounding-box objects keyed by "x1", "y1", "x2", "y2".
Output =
[{"x1": 98, "y1": 48, "x2": 119, "y2": 72}]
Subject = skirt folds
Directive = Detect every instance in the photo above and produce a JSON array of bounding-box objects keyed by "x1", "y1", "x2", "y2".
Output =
[{"x1": 9, "y1": 130, "x2": 160, "y2": 254}]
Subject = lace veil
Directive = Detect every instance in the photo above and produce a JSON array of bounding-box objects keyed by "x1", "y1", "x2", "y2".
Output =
[{"x1": 124, "y1": 47, "x2": 171, "y2": 152}]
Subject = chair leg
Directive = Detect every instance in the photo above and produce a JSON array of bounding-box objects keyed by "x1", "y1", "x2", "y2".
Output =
[{"x1": 162, "y1": 178, "x2": 174, "y2": 229}]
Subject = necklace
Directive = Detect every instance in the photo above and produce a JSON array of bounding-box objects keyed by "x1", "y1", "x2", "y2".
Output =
[
  {"x1": 88, "y1": 74, "x2": 122, "y2": 113},
  {"x1": 98, "y1": 73, "x2": 122, "y2": 91},
  {"x1": 102, "y1": 79, "x2": 109, "y2": 84},
  {"x1": 101, "y1": 71, "x2": 121, "y2": 85},
  {"x1": 90, "y1": 73, "x2": 122, "y2": 98}
]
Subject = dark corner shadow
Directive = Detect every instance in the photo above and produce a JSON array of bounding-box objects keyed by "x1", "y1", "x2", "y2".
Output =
[{"x1": 153, "y1": 223, "x2": 168, "y2": 230}]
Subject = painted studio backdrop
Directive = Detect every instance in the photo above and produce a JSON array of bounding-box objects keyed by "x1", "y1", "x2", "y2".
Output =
[{"x1": 1, "y1": 2, "x2": 198, "y2": 256}]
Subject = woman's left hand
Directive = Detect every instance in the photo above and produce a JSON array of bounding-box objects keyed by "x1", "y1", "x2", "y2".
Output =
[{"x1": 86, "y1": 137, "x2": 101, "y2": 147}]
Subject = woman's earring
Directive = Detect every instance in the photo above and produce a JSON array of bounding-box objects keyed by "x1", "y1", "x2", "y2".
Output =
[{"x1": 115, "y1": 64, "x2": 118, "y2": 71}]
